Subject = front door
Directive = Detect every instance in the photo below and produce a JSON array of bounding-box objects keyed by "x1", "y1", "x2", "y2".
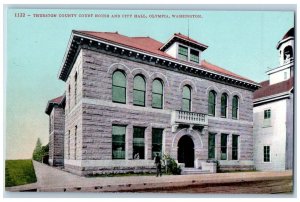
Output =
[{"x1": 178, "y1": 135, "x2": 194, "y2": 167}]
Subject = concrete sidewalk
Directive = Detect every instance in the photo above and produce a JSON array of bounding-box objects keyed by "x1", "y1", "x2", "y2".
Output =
[{"x1": 6, "y1": 161, "x2": 293, "y2": 193}]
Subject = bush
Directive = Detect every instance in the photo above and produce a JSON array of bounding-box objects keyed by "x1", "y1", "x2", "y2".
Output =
[{"x1": 163, "y1": 154, "x2": 181, "y2": 175}]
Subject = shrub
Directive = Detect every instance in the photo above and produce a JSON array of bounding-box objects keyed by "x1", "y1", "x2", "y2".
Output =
[{"x1": 163, "y1": 154, "x2": 181, "y2": 175}]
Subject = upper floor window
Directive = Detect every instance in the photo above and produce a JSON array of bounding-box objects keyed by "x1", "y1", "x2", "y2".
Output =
[
  {"x1": 74, "y1": 72, "x2": 77, "y2": 105},
  {"x1": 208, "y1": 90, "x2": 216, "y2": 116},
  {"x1": 190, "y1": 49, "x2": 199, "y2": 63},
  {"x1": 68, "y1": 84, "x2": 71, "y2": 110},
  {"x1": 178, "y1": 45, "x2": 188, "y2": 61},
  {"x1": 182, "y1": 85, "x2": 191, "y2": 112},
  {"x1": 264, "y1": 109, "x2": 271, "y2": 119},
  {"x1": 221, "y1": 93, "x2": 228, "y2": 118},
  {"x1": 152, "y1": 79, "x2": 163, "y2": 109},
  {"x1": 263, "y1": 109, "x2": 271, "y2": 127},
  {"x1": 112, "y1": 70, "x2": 126, "y2": 104},
  {"x1": 133, "y1": 75, "x2": 146, "y2": 107},
  {"x1": 232, "y1": 95, "x2": 239, "y2": 119}
]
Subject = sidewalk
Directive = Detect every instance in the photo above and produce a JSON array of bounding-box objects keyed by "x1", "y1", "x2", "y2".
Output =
[{"x1": 6, "y1": 161, "x2": 293, "y2": 193}]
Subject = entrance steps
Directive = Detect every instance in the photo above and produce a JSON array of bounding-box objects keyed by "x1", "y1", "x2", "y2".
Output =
[{"x1": 181, "y1": 168, "x2": 211, "y2": 175}]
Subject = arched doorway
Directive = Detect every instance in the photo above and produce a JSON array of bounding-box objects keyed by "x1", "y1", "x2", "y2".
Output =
[{"x1": 178, "y1": 135, "x2": 194, "y2": 167}]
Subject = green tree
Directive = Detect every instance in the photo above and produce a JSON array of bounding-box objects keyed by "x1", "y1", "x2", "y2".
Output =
[{"x1": 32, "y1": 138, "x2": 43, "y2": 162}]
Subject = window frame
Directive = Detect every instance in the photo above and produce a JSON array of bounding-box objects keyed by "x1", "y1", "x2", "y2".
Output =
[
  {"x1": 152, "y1": 128, "x2": 163, "y2": 159},
  {"x1": 232, "y1": 135, "x2": 239, "y2": 160},
  {"x1": 220, "y1": 133, "x2": 228, "y2": 160},
  {"x1": 133, "y1": 127, "x2": 146, "y2": 160},
  {"x1": 221, "y1": 93, "x2": 228, "y2": 118},
  {"x1": 263, "y1": 145, "x2": 271, "y2": 163},
  {"x1": 112, "y1": 125, "x2": 126, "y2": 160},
  {"x1": 182, "y1": 85, "x2": 192, "y2": 112},
  {"x1": 190, "y1": 48, "x2": 200, "y2": 63},
  {"x1": 208, "y1": 90, "x2": 216, "y2": 116},
  {"x1": 133, "y1": 75, "x2": 146, "y2": 107},
  {"x1": 112, "y1": 70, "x2": 127, "y2": 104},
  {"x1": 152, "y1": 79, "x2": 164, "y2": 109},
  {"x1": 232, "y1": 95, "x2": 239, "y2": 120},
  {"x1": 208, "y1": 133, "x2": 216, "y2": 159},
  {"x1": 178, "y1": 45, "x2": 188, "y2": 61}
]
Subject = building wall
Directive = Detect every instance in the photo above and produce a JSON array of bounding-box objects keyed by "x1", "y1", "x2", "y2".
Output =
[
  {"x1": 64, "y1": 48, "x2": 254, "y2": 175},
  {"x1": 269, "y1": 67, "x2": 291, "y2": 85},
  {"x1": 48, "y1": 106, "x2": 65, "y2": 166},
  {"x1": 286, "y1": 92, "x2": 294, "y2": 169},
  {"x1": 253, "y1": 99, "x2": 287, "y2": 171}
]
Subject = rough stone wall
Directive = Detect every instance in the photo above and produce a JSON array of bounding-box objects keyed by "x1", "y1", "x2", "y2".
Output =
[
  {"x1": 64, "y1": 51, "x2": 83, "y2": 165},
  {"x1": 49, "y1": 106, "x2": 65, "y2": 166},
  {"x1": 64, "y1": 48, "x2": 254, "y2": 175}
]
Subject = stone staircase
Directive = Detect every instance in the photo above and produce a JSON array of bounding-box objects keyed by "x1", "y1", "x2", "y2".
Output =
[{"x1": 181, "y1": 168, "x2": 211, "y2": 175}]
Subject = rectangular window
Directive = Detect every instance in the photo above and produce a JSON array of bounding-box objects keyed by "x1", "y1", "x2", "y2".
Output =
[
  {"x1": 208, "y1": 133, "x2": 216, "y2": 159},
  {"x1": 264, "y1": 109, "x2": 271, "y2": 119},
  {"x1": 182, "y1": 99, "x2": 191, "y2": 112},
  {"x1": 74, "y1": 126, "x2": 77, "y2": 160},
  {"x1": 152, "y1": 128, "x2": 163, "y2": 159},
  {"x1": 221, "y1": 134, "x2": 228, "y2": 160},
  {"x1": 263, "y1": 109, "x2": 271, "y2": 127},
  {"x1": 133, "y1": 127, "x2": 145, "y2": 159},
  {"x1": 264, "y1": 146, "x2": 270, "y2": 162},
  {"x1": 178, "y1": 45, "x2": 188, "y2": 61},
  {"x1": 112, "y1": 125, "x2": 126, "y2": 159},
  {"x1": 68, "y1": 130, "x2": 70, "y2": 159},
  {"x1": 112, "y1": 86, "x2": 126, "y2": 103},
  {"x1": 232, "y1": 135, "x2": 239, "y2": 160},
  {"x1": 190, "y1": 49, "x2": 199, "y2": 63}
]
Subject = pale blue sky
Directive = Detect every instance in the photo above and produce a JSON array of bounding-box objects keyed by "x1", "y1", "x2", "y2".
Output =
[{"x1": 5, "y1": 9, "x2": 294, "y2": 159}]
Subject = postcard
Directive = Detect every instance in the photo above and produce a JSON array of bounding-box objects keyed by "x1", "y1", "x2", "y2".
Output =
[{"x1": 4, "y1": 6, "x2": 295, "y2": 195}]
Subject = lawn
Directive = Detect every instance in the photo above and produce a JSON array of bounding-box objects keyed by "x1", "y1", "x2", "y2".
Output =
[{"x1": 5, "y1": 159, "x2": 37, "y2": 187}]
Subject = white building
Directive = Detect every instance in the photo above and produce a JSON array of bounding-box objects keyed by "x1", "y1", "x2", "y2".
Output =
[{"x1": 253, "y1": 28, "x2": 294, "y2": 171}]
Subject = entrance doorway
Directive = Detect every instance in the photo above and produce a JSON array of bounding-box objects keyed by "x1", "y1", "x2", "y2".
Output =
[{"x1": 177, "y1": 135, "x2": 194, "y2": 167}]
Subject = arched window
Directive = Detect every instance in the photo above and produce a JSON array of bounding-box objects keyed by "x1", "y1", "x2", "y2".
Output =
[
  {"x1": 208, "y1": 90, "x2": 216, "y2": 116},
  {"x1": 112, "y1": 70, "x2": 126, "y2": 103},
  {"x1": 74, "y1": 72, "x2": 77, "y2": 105},
  {"x1": 221, "y1": 93, "x2": 228, "y2": 118},
  {"x1": 133, "y1": 75, "x2": 146, "y2": 106},
  {"x1": 182, "y1": 85, "x2": 191, "y2": 111},
  {"x1": 232, "y1": 95, "x2": 239, "y2": 119},
  {"x1": 152, "y1": 79, "x2": 163, "y2": 109},
  {"x1": 68, "y1": 84, "x2": 71, "y2": 110},
  {"x1": 283, "y1": 46, "x2": 293, "y2": 61}
]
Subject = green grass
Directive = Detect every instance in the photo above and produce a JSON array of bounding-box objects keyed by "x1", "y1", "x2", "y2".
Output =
[{"x1": 5, "y1": 159, "x2": 37, "y2": 187}]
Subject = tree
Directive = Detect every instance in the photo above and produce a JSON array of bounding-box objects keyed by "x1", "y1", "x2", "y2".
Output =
[{"x1": 32, "y1": 138, "x2": 43, "y2": 162}]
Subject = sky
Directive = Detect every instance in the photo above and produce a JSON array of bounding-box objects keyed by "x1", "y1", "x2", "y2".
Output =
[{"x1": 5, "y1": 8, "x2": 294, "y2": 159}]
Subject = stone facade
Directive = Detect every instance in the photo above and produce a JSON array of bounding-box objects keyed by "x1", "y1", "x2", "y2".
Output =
[
  {"x1": 62, "y1": 48, "x2": 255, "y2": 175},
  {"x1": 46, "y1": 31, "x2": 259, "y2": 176},
  {"x1": 48, "y1": 106, "x2": 65, "y2": 166}
]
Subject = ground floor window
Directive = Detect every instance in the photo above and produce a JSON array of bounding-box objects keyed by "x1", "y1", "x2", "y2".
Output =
[
  {"x1": 221, "y1": 134, "x2": 228, "y2": 160},
  {"x1": 152, "y1": 128, "x2": 163, "y2": 159},
  {"x1": 232, "y1": 135, "x2": 239, "y2": 160},
  {"x1": 208, "y1": 133, "x2": 216, "y2": 159},
  {"x1": 112, "y1": 125, "x2": 126, "y2": 159},
  {"x1": 133, "y1": 127, "x2": 145, "y2": 159},
  {"x1": 264, "y1": 146, "x2": 270, "y2": 162}
]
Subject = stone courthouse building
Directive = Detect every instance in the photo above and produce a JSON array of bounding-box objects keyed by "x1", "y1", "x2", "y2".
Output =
[{"x1": 45, "y1": 30, "x2": 260, "y2": 175}]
